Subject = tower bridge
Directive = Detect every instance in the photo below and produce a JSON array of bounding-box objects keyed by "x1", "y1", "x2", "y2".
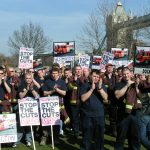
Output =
[{"x1": 106, "y1": 1, "x2": 150, "y2": 54}]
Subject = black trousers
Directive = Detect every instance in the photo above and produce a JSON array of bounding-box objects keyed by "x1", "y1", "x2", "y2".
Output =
[
  {"x1": 115, "y1": 113, "x2": 141, "y2": 150},
  {"x1": 70, "y1": 105, "x2": 80, "y2": 136},
  {"x1": 80, "y1": 116, "x2": 104, "y2": 150}
]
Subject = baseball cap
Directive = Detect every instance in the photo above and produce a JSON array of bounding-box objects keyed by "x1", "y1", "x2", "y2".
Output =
[{"x1": 105, "y1": 63, "x2": 113, "y2": 68}]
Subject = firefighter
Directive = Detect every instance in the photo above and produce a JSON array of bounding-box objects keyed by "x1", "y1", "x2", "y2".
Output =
[
  {"x1": 80, "y1": 69, "x2": 108, "y2": 150},
  {"x1": 102, "y1": 63, "x2": 118, "y2": 137},
  {"x1": 68, "y1": 65, "x2": 83, "y2": 139},
  {"x1": 114, "y1": 67, "x2": 141, "y2": 149},
  {"x1": 40, "y1": 67, "x2": 67, "y2": 145}
]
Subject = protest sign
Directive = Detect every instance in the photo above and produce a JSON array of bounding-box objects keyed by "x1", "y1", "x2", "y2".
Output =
[
  {"x1": 109, "y1": 60, "x2": 133, "y2": 68},
  {"x1": 134, "y1": 46, "x2": 150, "y2": 74},
  {"x1": 19, "y1": 97, "x2": 40, "y2": 126},
  {"x1": 100, "y1": 52, "x2": 114, "y2": 69},
  {"x1": 18, "y1": 47, "x2": 34, "y2": 69},
  {"x1": 53, "y1": 41, "x2": 75, "y2": 57},
  {"x1": 54, "y1": 56, "x2": 74, "y2": 68},
  {"x1": 111, "y1": 48, "x2": 129, "y2": 60},
  {"x1": 78, "y1": 55, "x2": 91, "y2": 68},
  {"x1": 39, "y1": 96, "x2": 60, "y2": 126},
  {"x1": 0, "y1": 114, "x2": 17, "y2": 143},
  {"x1": 92, "y1": 56, "x2": 102, "y2": 70}
]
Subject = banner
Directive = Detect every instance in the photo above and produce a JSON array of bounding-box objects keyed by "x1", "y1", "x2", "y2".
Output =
[
  {"x1": 92, "y1": 56, "x2": 102, "y2": 70},
  {"x1": 54, "y1": 56, "x2": 74, "y2": 68},
  {"x1": 78, "y1": 55, "x2": 91, "y2": 68},
  {"x1": 0, "y1": 114, "x2": 17, "y2": 143},
  {"x1": 100, "y1": 52, "x2": 114, "y2": 69},
  {"x1": 19, "y1": 97, "x2": 40, "y2": 126},
  {"x1": 134, "y1": 46, "x2": 150, "y2": 74},
  {"x1": 109, "y1": 60, "x2": 133, "y2": 68},
  {"x1": 53, "y1": 41, "x2": 75, "y2": 57},
  {"x1": 40, "y1": 97, "x2": 60, "y2": 126},
  {"x1": 18, "y1": 47, "x2": 34, "y2": 69},
  {"x1": 111, "y1": 48, "x2": 129, "y2": 60}
]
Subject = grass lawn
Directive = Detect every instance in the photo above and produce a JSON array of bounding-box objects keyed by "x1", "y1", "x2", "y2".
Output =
[
  {"x1": 0, "y1": 116, "x2": 147, "y2": 150},
  {"x1": 1, "y1": 128, "x2": 147, "y2": 150}
]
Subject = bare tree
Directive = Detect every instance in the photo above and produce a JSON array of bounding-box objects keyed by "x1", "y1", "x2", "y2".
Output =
[
  {"x1": 78, "y1": 13, "x2": 103, "y2": 52},
  {"x1": 78, "y1": 0, "x2": 114, "y2": 54},
  {"x1": 78, "y1": 0, "x2": 150, "y2": 56},
  {"x1": 8, "y1": 22, "x2": 52, "y2": 55}
]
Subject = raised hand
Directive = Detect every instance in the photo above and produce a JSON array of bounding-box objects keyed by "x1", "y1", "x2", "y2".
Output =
[{"x1": 91, "y1": 81, "x2": 96, "y2": 90}]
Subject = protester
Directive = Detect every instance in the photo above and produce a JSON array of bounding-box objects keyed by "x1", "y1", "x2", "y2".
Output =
[
  {"x1": 1, "y1": 58, "x2": 149, "y2": 150},
  {"x1": 0, "y1": 68, "x2": 12, "y2": 113},
  {"x1": 137, "y1": 74, "x2": 150, "y2": 149},
  {"x1": 102, "y1": 63, "x2": 118, "y2": 137},
  {"x1": 80, "y1": 69, "x2": 108, "y2": 150},
  {"x1": 40, "y1": 67, "x2": 67, "y2": 145},
  {"x1": 114, "y1": 67, "x2": 142, "y2": 150},
  {"x1": 68, "y1": 65, "x2": 83, "y2": 139},
  {"x1": 12, "y1": 73, "x2": 39, "y2": 148}
]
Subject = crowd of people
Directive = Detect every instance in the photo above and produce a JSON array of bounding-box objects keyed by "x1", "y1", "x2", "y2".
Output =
[{"x1": 0, "y1": 62, "x2": 150, "y2": 150}]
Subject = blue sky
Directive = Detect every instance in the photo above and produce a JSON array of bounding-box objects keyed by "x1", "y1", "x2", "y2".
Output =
[{"x1": 0, "y1": 0, "x2": 149, "y2": 56}]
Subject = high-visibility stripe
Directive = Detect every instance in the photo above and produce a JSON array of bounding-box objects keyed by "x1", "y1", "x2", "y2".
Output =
[
  {"x1": 70, "y1": 100, "x2": 77, "y2": 104},
  {"x1": 69, "y1": 84, "x2": 78, "y2": 89},
  {"x1": 64, "y1": 117, "x2": 70, "y2": 124},
  {"x1": 137, "y1": 99, "x2": 141, "y2": 104},
  {"x1": 0, "y1": 99, "x2": 17, "y2": 103},
  {"x1": 73, "y1": 87, "x2": 77, "y2": 90},
  {"x1": 105, "y1": 85, "x2": 109, "y2": 88},
  {"x1": 2, "y1": 112, "x2": 11, "y2": 114},
  {"x1": 9, "y1": 99, "x2": 17, "y2": 102},
  {"x1": 60, "y1": 105, "x2": 65, "y2": 109},
  {"x1": 125, "y1": 104, "x2": 133, "y2": 109}
]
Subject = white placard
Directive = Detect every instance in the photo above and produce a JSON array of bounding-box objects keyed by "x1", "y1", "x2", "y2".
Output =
[
  {"x1": 18, "y1": 47, "x2": 34, "y2": 69},
  {"x1": 0, "y1": 114, "x2": 17, "y2": 143},
  {"x1": 54, "y1": 56, "x2": 74, "y2": 68},
  {"x1": 19, "y1": 97, "x2": 40, "y2": 126},
  {"x1": 100, "y1": 52, "x2": 114, "y2": 69},
  {"x1": 78, "y1": 55, "x2": 91, "y2": 68},
  {"x1": 40, "y1": 96, "x2": 60, "y2": 126}
]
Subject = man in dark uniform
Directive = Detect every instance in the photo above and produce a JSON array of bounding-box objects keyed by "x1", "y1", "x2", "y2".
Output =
[
  {"x1": 80, "y1": 69, "x2": 108, "y2": 150},
  {"x1": 41, "y1": 68, "x2": 67, "y2": 145},
  {"x1": 0, "y1": 68, "x2": 11, "y2": 113},
  {"x1": 102, "y1": 63, "x2": 118, "y2": 136},
  {"x1": 12, "y1": 73, "x2": 39, "y2": 148},
  {"x1": 114, "y1": 67, "x2": 141, "y2": 150},
  {"x1": 68, "y1": 65, "x2": 83, "y2": 139}
]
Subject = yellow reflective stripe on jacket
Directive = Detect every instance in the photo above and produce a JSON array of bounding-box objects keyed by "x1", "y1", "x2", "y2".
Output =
[
  {"x1": 137, "y1": 99, "x2": 141, "y2": 104},
  {"x1": 64, "y1": 117, "x2": 70, "y2": 124},
  {"x1": 125, "y1": 104, "x2": 133, "y2": 109},
  {"x1": 73, "y1": 87, "x2": 77, "y2": 90},
  {"x1": 105, "y1": 85, "x2": 109, "y2": 88},
  {"x1": 70, "y1": 100, "x2": 77, "y2": 104},
  {"x1": 2, "y1": 112, "x2": 11, "y2": 114},
  {"x1": 60, "y1": 105, "x2": 65, "y2": 109},
  {"x1": 69, "y1": 83, "x2": 77, "y2": 89}
]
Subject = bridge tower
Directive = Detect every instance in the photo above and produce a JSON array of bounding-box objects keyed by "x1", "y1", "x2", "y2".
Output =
[{"x1": 106, "y1": 1, "x2": 133, "y2": 51}]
